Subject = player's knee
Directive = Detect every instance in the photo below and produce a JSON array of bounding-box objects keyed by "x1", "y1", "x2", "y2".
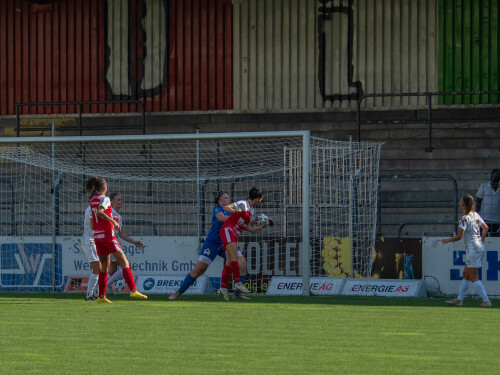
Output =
[
  {"x1": 192, "y1": 263, "x2": 208, "y2": 278},
  {"x1": 238, "y1": 258, "x2": 247, "y2": 271}
]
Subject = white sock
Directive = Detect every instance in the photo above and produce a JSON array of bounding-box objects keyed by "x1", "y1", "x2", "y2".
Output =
[
  {"x1": 87, "y1": 273, "x2": 99, "y2": 298},
  {"x1": 457, "y1": 279, "x2": 471, "y2": 301},
  {"x1": 472, "y1": 281, "x2": 490, "y2": 302},
  {"x1": 106, "y1": 269, "x2": 123, "y2": 287},
  {"x1": 220, "y1": 287, "x2": 228, "y2": 292}
]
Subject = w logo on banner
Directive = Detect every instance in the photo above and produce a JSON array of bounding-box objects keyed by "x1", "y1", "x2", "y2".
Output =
[{"x1": 0, "y1": 243, "x2": 62, "y2": 289}]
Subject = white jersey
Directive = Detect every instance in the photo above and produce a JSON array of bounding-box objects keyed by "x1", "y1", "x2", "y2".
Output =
[
  {"x1": 112, "y1": 208, "x2": 123, "y2": 245},
  {"x1": 458, "y1": 212, "x2": 485, "y2": 253},
  {"x1": 476, "y1": 182, "x2": 500, "y2": 222},
  {"x1": 82, "y1": 206, "x2": 94, "y2": 245}
]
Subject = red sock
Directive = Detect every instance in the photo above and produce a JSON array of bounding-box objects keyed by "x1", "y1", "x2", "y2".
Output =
[
  {"x1": 230, "y1": 261, "x2": 241, "y2": 283},
  {"x1": 221, "y1": 265, "x2": 231, "y2": 288},
  {"x1": 98, "y1": 272, "x2": 108, "y2": 298},
  {"x1": 122, "y1": 267, "x2": 137, "y2": 292}
]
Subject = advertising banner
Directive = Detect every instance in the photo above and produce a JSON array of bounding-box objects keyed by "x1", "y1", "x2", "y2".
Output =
[
  {"x1": 0, "y1": 236, "x2": 63, "y2": 290},
  {"x1": 423, "y1": 237, "x2": 500, "y2": 297},
  {"x1": 266, "y1": 277, "x2": 345, "y2": 296},
  {"x1": 341, "y1": 278, "x2": 427, "y2": 297},
  {"x1": 135, "y1": 275, "x2": 211, "y2": 295}
]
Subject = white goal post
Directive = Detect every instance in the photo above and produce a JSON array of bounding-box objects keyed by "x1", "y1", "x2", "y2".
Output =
[{"x1": 0, "y1": 131, "x2": 381, "y2": 296}]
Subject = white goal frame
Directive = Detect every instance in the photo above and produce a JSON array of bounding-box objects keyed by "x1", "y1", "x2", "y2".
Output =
[{"x1": 0, "y1": 131, "x2": 313, "y2": 295}]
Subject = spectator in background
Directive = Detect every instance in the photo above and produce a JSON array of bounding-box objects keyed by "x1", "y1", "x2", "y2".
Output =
[{"x1": 476, "y1": 169, "x2": 500, "y2": 237}]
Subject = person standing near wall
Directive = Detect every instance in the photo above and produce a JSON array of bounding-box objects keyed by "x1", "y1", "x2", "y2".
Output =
[{"x1": 476, "y1": 169, "x2": 500, "y2": 237}]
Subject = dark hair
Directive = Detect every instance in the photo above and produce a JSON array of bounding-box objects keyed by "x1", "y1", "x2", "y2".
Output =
[
  {"x1": 85, "y1": 176, "x2": 107, "y2": 197},
  {"x1": 249, "y1": 186, "x2": 263, "y2": 200},
  {"x1": 462, "y1": 194, "x2": 474, "y2": 214},
  {"x1": 214, "y1": 191, "x2": 229, "y2": 205},
  {"x1": 110, "y1": 192, "x2": 121, "y2": 201}
]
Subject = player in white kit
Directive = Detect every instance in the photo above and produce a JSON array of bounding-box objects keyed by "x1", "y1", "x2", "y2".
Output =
[
  {"x1": 82, "y1": 206, "x2": 99, "y2": 300},
  {"x1": 441, "y1": 194, "x2": 491, "y2": 307},
  {"x1": 105, "y1": 193, "x2": 144, "y2": 294}
]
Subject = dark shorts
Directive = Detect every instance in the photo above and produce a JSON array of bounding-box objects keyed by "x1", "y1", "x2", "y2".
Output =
[{"x1": 198, "y1": 238, "x2": 225, "y2": 264}]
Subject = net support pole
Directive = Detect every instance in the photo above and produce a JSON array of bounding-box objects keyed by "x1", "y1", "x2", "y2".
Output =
[
  {"x1": 196, "y1": 128, "x2": 201, "y2": 243},
  {"x1": 51, "y1": 120, "x2": 57, "y2": 292},
  {"x1": 349, "y1": 135, "x2": 354, "y2": 277},
  {"x1": 301, "y1": 131, "x2": 310, "y2": 296}
]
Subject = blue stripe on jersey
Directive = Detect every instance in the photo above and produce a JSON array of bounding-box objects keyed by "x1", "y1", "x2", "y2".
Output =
[{"x1": 205, "y1": 205, "x2": 231, "y2": 243}]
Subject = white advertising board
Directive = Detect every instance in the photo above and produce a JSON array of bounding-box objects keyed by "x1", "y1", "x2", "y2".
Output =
[
  {"x1": 62, "y1": 236, "x2": 224, "y2": 278},
  {"x1": 423, "y1": 237, "x2": 500, "y2": 297},
  {"x1": 135, "y1": 275, "x2": 211, "y2": 294},
  {"x1": 266, "y1": 277, "x2": 345, "y2": 296},
  {"x1": 0, "y1": 236, "x2": 225, "y2": 291},
  {"x1": 341, "y1": 278, "x2": 427, "y2": 297}
]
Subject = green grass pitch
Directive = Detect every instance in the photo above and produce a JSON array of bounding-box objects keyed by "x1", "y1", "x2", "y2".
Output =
[{"x1": 0, "y1": 293, "x2": 499, "y2": 374}]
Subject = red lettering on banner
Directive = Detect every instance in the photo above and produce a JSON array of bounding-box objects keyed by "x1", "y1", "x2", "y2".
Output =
[{"x1": 318, "y1": 283, "x2": 334, "y2": 291}]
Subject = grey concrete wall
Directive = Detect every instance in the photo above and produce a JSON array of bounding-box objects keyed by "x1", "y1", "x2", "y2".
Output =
[{"x1": 2, "y1": 107, "x2": 499, "y2": 237}]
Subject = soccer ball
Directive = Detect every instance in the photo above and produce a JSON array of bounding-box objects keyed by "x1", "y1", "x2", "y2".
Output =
[
  {"x1": 115, "y1": 279, "x2": 127, "y2": 292},
  {"x1": 255, "y1": 214, "x2": 272, "y2": 228}
]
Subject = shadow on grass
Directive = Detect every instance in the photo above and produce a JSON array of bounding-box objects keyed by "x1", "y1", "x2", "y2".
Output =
[{"x1": 0, "y1": 292, "x2": 495, "y2": 308}]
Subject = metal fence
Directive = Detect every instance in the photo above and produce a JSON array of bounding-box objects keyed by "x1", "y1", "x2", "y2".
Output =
[{"x1": 377, "y1": 174, "x2": 458, "y2": 238}]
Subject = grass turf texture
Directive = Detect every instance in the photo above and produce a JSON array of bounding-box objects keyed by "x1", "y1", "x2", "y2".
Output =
[{"x1": 0, "y1": 294, "x2": 499, "y2": 374}]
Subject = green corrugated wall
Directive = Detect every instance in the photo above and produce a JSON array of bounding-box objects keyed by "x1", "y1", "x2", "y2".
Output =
[{"x1": 439, "y1": 0, "x2": 500, "y2": 104}]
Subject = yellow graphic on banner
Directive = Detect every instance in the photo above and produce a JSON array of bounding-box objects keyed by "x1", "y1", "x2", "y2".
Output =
[{"x1": 322, "y1": 237, "x2": 357, "y2": 278}]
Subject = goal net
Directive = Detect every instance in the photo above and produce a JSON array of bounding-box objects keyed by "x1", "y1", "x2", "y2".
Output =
[{"x1": 0, "y1": 132, "x2": 382, "y2": 294}]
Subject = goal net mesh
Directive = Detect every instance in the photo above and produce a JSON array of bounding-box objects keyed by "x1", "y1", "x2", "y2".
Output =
[{"x1": 0, "y1": 135, "x2": 381, "y2": 292}]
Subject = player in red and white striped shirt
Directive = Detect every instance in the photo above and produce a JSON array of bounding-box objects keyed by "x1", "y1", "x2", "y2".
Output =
[
  {"x1": 85, "y1": 176, "x2": 147, "y2": 303},
  {"x1": 217, "y1": 187, "x2": 264, "y2": 301}
]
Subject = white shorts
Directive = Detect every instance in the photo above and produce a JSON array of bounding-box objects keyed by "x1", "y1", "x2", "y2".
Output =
[
  {"x1": 466, "y1": 251, "x2": 484, "y2": 268},
  {"x1": 82, "y1": 241, "x2": 99, "y2": 263}
]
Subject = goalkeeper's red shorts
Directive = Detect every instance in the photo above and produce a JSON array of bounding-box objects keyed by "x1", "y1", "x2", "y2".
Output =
[
  {"x1": 220, "y1": 227, "x2": 238, "y2": 250},
  {"x1": 95, "y1": 238, "x2": 122, "y2": 257}
]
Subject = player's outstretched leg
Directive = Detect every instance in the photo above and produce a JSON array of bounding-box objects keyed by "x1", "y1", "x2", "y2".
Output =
[
  {"x1": 85, "y1": 273, "x2": 99, "y2": 301},
  {"x1": 169, "y1": 272, "x2": 197, "y2": 300},
  {"x1": 169, "y1": 291, "x2": 181, "y2": 300},
  {"x1": 230, "y1": 260, "x2": 250, "y2": 293},
  {"x1": 97, "y1": 296, "x2": 113, "y2": 303},
  {"x1": 217, "y1": 289, "x2": 229, "y2": 301},
  {"x1": 122, "y1": 267, "x2": 148, "y2": 300},
  {"x1": 106, "y1": 268, "x2": 123, "y2": 295},
  {"x1": 217, "y1": 265, "x2": 231, "y2": 301},
  {"x1": 233, "y1": 275, "x2": 250, "y2": 300}
]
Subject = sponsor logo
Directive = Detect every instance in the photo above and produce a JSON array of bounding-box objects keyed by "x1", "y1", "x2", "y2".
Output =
[
  {"x1": 0, "y1": 243, "x2": 62, "y2": 288},
  {"x1": 203, "y1": 248, "x2": 211, "y2": 256},
  {"x1": 350, "y1": 284, "x2": 409, "y2": 293},
  {"x1": 277, "y1": 282, "x2": 302, "y2": 290},
  {"x1": 267, "y1": 277, "x2": 344, "y2": 295},
  {"x1": 143, "y1": 277, "x2": 155, "y2": 291},
  {"x1": 136, "y1": 275, "x2": 205, "y2": 294}
]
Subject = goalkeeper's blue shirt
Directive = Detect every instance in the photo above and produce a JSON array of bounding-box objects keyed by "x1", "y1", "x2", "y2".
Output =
[{"x1": 206, "y1": 205, "x2": 231, "y2": 244}]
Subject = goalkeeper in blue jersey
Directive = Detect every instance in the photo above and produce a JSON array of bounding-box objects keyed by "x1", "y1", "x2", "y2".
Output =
[{"x1": 169, "y1": 191, "x2": 249, "y2": 300}]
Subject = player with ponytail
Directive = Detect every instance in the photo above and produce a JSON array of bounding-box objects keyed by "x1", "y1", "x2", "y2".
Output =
[
  {"x1": 85, "y1": 176, "x2": 147, "y2": 303},
  {"x1": 441, "y1": 194, "x2": 491, "y2": 307}
]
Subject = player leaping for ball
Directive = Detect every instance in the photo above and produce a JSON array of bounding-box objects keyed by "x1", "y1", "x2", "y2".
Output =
[
  {"x1": 217, "y1": 187, "x2": 265, "y2": 301},
  {"x1": 169, "y1": 191, "x2": 250, "y2": 300},
  {"x1": 85, "y1": 176, "x2": 147, "y2": 303}
]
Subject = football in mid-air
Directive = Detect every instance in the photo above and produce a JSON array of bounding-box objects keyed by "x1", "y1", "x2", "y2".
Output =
[{"x1": 255, "y1": 214, "x2": 274, "y2": 228}]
